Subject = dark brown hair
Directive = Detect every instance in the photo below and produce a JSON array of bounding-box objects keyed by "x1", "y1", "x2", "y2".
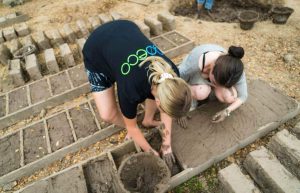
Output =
[{"x1": 213, "y1": 46, "x2": 244, "y2": 88}]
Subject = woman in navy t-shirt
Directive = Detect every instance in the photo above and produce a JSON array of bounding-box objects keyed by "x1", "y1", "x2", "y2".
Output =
[{"x1": 83, "y1": 20, "x2": 191, "y2": 167}]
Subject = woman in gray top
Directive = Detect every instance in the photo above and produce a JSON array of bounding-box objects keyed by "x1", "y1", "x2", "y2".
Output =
[{"x1": 179, "y1": 44, "x2": 248, "y2": 123}]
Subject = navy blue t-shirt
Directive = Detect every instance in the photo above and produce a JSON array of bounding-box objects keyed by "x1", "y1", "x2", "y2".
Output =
[{"x1": 83, "y1": 20, "x2": 179, "y2": 119}]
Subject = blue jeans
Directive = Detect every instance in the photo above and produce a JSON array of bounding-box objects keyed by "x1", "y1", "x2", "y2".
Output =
[{"x1": 197, "y1": 0, "x2": 214, "y2": 10}]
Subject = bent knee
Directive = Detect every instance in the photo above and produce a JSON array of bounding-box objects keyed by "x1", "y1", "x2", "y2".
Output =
[
  {"x1": 215, "y1": 87, "x2": 237, "y2": 104},
  {"x1": 100, "y1": 110, "x2": 118, "y2": 123},
  {"x1": 193, "y1": 85, "x2": 211, "y2": 100}
]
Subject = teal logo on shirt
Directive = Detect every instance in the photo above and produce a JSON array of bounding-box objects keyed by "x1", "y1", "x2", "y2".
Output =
[{"x1": 121, "y1": 44, "x2": 163, "y2": 75}]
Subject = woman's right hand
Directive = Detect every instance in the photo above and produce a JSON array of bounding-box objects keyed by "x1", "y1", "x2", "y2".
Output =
[{"x1": 146, "y1": 148, "x2": 160, "y2": 157}]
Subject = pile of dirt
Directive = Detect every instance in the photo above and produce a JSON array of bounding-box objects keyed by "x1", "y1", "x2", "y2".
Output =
[{"x1": 172, "y1": 0, "x2": 271, "y2": 23}]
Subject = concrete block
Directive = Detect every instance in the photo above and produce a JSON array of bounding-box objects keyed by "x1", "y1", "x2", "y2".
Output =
[
  {"x1": 110, "y1": 11, "x2": 124, "y2": 20},
  {"x1": 3, "y1": 27, "x2": 17, "y2": 41},
  {"x1": 63, "y1": 24, "x2": 77, "y2": 43},
  {"x1": 14, "y1": 23, "x2": 30, "y2": 37},
  {"x1": 268, "y1": 129, "x2": 300, "y2": 179},
  {"x1": 25, "y1": 54, "x2": 42, "y2": 80},
  {"x1": 0, "y1": 30, "x2": 4, "y2": 43},
  {"x1": 44, "y1": 29, "x2": 64, "y2": 47},
  {"x1": 134, "y1": 20, "x2": 150, "y2": 38},
  {"x1": 8, "y1": 87, "x2": 28, "y2": 113},
  {"x1": 88, "y1": 16, "x2": 101, "y2": 30},
  {"x1": 59, "y1": 43, "x2": 76, "y2": 67},
  {"x1": 76, "y1": 38, "x2": 86, "y2": 59},
  {"x1": 0, "y1": 44, "x2": 12, "y2": 65},
  {"x1": 44, "y1": 48, "x2": 59, "y2": 74},
  {"x1": 157, "y1": 12, "x2": 176, "y2": 31},
  {"x1": 218, "y1": 163, "x2": 261, "y2": 193},
  {"x1": 292, "y1": 122, "x2": 300, "y2": 139},
  {"x1": 144, "y1": 17, "x2": 163, "y2": 36},
  {"x1": 76, "y1": 19, "x2": 89, "y2": 38},
  {"x1": 7, "y1": 38, "x2": 22, "y2": 54},
  {"x1": 6, "y1": 13, "x2": 17, "y2": 20},
  {"x1": 0, "y1": 17, "x2": 6, "y2": 26},
  {"x1": 98, "y1": 13, "x2": 112, "y2": 24},
  {"x1": 20, "y1": 35, "x2": 34, "y2": 47},
  {"x1": 31, "y1": 31, "x2": 51, "y2": 50},
  {"x1": 244, "y1": 146, "x2": 300, "y2": 193},
  {"x1": 8, "y1": 59, "x2": 25, "y2": 87}
]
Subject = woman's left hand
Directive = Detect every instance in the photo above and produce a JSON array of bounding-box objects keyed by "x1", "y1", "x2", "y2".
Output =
[
  {"x1": 212, "y1": 108, "x2": 230, "y2": 123},
  {"x1": 160, "y1": 144, "x2": 176, "y2": 170}
]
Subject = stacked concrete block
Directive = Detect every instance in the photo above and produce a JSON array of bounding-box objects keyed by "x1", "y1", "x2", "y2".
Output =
[
  {"x1": 0, "y1": 44, "x2": 12, "y2": 65},
  {"x1": 7, "y1": 39, "x2": 22, "y2": 54},
  {"x1": 268, "y1": 129, "x2": 300, "y2": 179},
  {"x1": 218, "y1": 163, "x2": 261, "y2": 193},
  {"x1": 8, "y1": 59, "x2": 25, "y2": 86},
  {"x1": 144, "y1": 17, "x2": 163, "y2": 36},
  {"x1": 25, "y1": 54, "x2": 42, "y2": 80},
  {"x1": 59, "y1": 43, "x2": 76, "y2": 67},
  {"x1": 45, "y1": 48, "x2": 59, "y2": 74},
  {"x1": 3, "y1": 26, "x2": 17, "y2": 41},
  {"x1": 98, "y1": 13, "x2": 112, "y2": 24},
  {"x1": 0, "y1": 30, "x2": 4, "y2": 43},
  {"x1": 76, "y1": 38, "x2": 86, "y2": 59},
  {"x1": 31, "y1": 31, "x2": 51, "y2": 50},
  {"x1": 110, "y1": 11, "x2": 123, "y2": 20},
  {"x1": 76, "y1": 19, "x2": 89, "y2": 38},
  {"x1": 14, "y1": 22, "x2": 30, "y2": 37},
  {"x1": 62, "y1": 24, "x2": 77, "y2": 43},
  {"x1": 134, "y1": 20, "x2": 150, "y2": 38},
  {"x1": 88, "y1": 16, "x2": 101, "y2": 30},
  {"x1": 244, "y1": 146, "x2": 300, "y2": 193},
  {"x1": 157, "y1": 12, "x2": 176, "y2": 31},
  {"x1": 45, "y1": 29, "x2": 64, "y2": 47},
  {"x1": 20, "y1": 35, "x2": 35, "y2": 47}
]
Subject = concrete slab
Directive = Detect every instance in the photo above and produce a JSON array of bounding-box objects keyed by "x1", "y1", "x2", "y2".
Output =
[
  {"x1": 0, "y1": 95, "x2": 6, "y2": 118},
  {"x1": 82, "y1": 154, "x2": 123, "y2": 192},
  {"x1": 17, "y1": 166, "x2": 88, "y2": 193},
  {"x1": 172, "y1": 79, "x2": 300, "y2": 168},
  {"x1": 23, "y1": 122, "x2": 48, "y2": 164},
  {"x1": 49, "y1": 71, "x2": 72, "y2": 95},
  {"x1": 8, "y1": 87, "x2": 28, "y2": 113},
  {"x1": 0, "y1": 132, "x2": 21, "y2": 176},
  {"x1": 68, "y1": 65, "x2": 88, "y2": 87},
  {"x1": 218, "y1": 163, "x2": 261, "y2": 193},
  {"x1": 69, "y1": 103, "x2": 98, "y2": 139},
  {"x1": 29, "y1": 79, "x2": 51, "y2": 104},
  {"x1": 268, "y1": 129, "x2": 300, "y2": 179},
  {"x1": 244, "y1": 146, "x2": 300, "y2": 193}
]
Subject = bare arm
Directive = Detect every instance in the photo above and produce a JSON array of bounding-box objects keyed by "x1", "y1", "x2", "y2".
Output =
[
  {"x1": 123, "y1": 116, "x2": 159, "y2": 156},
  {"x1": 160, "y1": 112, "x2": 172, "y2": 151}
]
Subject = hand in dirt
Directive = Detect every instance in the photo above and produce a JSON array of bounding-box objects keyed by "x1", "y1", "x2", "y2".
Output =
[
  {"x1": 160, "y1": 144, "x2": 175, "y2": 171},
  {"x1": 176, "y1": 114, "x2": 192, "y2": 129},
  {"x1": 212, "y1": 109, "x2": 229, "y2": 123}
]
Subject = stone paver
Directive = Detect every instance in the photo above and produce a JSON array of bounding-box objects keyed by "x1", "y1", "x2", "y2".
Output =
[
  {"x1": 44, "y1": 48, "x2": 59, "y2": 74},
  {"x1": 172, "y1": 80, "x2": 300, "y2": 168},
  {"x1": 59, "y1": 43, "x2": 76, "y2": 67},
  {"x1": 76, "y1": 38, "x2": 86, "y2": 59},
  {"x1": 157, "y1": 12, "x2": 176, "y2": 31},
  {"x1": 0, "y1": 44, "x2": 12, "y2": 65},
  {"x1": 76, "y1": 19, "x2": 89, "y2": 38},
  {"x1": 3, "y1": 26, "x2": 17, "y2": 41},
  {"x1": 68, "y1": 65, "x2": 88, "y2": 87},
  {"x1": 49, "y1": 71, "x2": 72, "y2": 95},
  {"x1": 62, "y1": 24, "x2": 77, "y2": 43},
  {"x1": 8, "y1": 59, "x2": 25, "y2": 87},
  {"x1": 244, "y1": 146, "x2": 300, "y2": 193},
  {"x1": 25, "y1": 54, "x2": 42, "y2": 80},
  {"x1": 292, "y1": 122, "x2": 300, "y2": 139},
  {"x1": 134, "y1": 20, "x2": 150, "y2": 38},
  {"x1": 7, "y1": 38, "x2": 22, "y2": 54},
  {"x1": 8, "y1": 87, "x2": 28, "y2": 113},
  {"x1": 45, "y1": 29, "x2": 64, "y2": 47},
  {"x1": 268, "y1": 129, "x2": 300, "y2": 179},
  {"x1": 20, "y1": 35, "x2": 34, "y2": 46},
  {"x1": 0, "y1": 132, "x2": 21, "y2": 176},
  {"x1": 29, "y1": 79, "x2": 51, "y2": 104},
  {"x1": 144, "y1": 17, "x2": 163, "y2": 36},
  {"x1": 31, "y1": 31, "x2": 51, "y2": 50},
  {"x1": 88, "y1": 16, "x2": 101, "y2": 30},
  {"x1": 218, "y1": 163, "x2": 261, "y2": 193},
  {"x1": 0, "y1": 29, "x2": 4, "y2": 43},
  {"x1": 14, "y1": 22, "x2": 30, "y2": 37},
  {"x1": 17, "y1": 167, "x2": 88, "y2": 193},
  {"x1": 98, "y1": 13, "x2": 112, "y2": 24},
  {"x1": 0, "y1": 95, "x2": 6, "y2": 118}
]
